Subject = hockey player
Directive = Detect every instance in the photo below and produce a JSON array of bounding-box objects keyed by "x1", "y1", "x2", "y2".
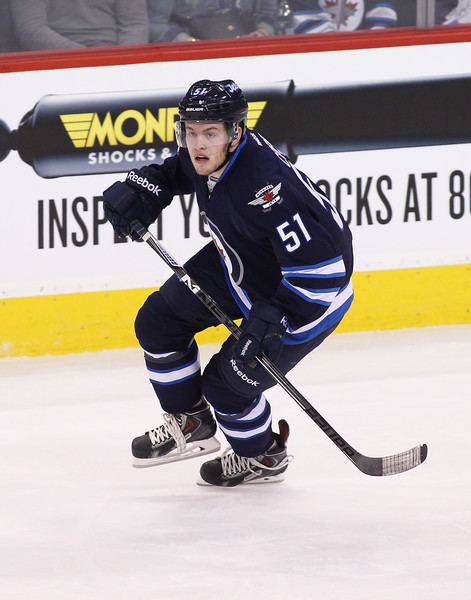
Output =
[{"x1": 103, "y1": 79, "x2": 354, "y2": 487}]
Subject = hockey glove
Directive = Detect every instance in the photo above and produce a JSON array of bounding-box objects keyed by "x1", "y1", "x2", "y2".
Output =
[
  {"x1": 103, "y1": 167, "x2": 173, "y2": 240},
  {"x1": 233, "y1": 301, "x2": 288, "y2": 367}
]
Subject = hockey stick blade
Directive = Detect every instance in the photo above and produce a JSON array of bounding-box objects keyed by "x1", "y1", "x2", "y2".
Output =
[
  {"x1": 131, "y1": 221, "x2": 428, "y2": 477},
  {"x1": 356, "y1": 443, "x2": 428, "y2": 476},
  {"x1": 260, "y1": 357, "x2": 428, "y2": 476}
]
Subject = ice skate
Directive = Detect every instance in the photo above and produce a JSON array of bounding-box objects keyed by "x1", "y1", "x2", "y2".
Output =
[
  {"x1": 198, "y1": 420, "x2": 292, "y2": 487},
  {"x1": 132, "y1": 399, "x2": 220, "y2": 467}
]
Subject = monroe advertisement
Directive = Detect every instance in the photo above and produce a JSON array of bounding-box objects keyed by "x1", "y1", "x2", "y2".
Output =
[{"x1": 0, "y1": 41, "x2": 470, "y2": 302}]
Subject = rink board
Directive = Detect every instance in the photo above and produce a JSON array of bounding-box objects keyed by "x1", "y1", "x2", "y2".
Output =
[
  {"x1": 1, "y1": 31, "x2": 470, "y2": 356},
  {"x1": 2, "y1": 263, "x2": 470, "y2": 357}
]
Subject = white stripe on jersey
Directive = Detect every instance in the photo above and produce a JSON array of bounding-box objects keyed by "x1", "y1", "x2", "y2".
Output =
[
  {"x1": 144, "y1": 350, "x2": 180, "y2": 359},
  {"x1": 216, "y1": 394, "x2": 267, "y2": 422},
  {"x1": 287, "y1": 280, "x2": 353, "y2": 335},
  {"x1": 281, "y1": 256, "x2": 346, "y2": 278},
  {"x1": 218, "y1": 415, "x2": 272, "y2": 439},
  {"x1": 147, "y1": 356, "x2": 200, "y2": 384},
  {"x1": 283, "y1": 283, "x2": 340, "y2": 305},
  {"x1": 205, "y1": 217, "x2": 252, "y2": 315}
]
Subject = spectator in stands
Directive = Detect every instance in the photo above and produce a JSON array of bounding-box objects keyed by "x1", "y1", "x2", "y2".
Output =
[
  {"x1": 284, "y1": 0, "x2": 398, "y2": 35},
  {"x1": 10, "y1": 0, "x2": 149, "y2": 51},
  {"x1": 147, "y1": 0, "x2": 281, "y2": 42},
  {"x1": 0, "y1": 2, "x2": 19, "y2": 52},
  {"x1": 393, "y1": 0, "x2": 415, "y2": 27},
  {"x1": 437, "y1": 0, "x2": 471, "y2": 24}
]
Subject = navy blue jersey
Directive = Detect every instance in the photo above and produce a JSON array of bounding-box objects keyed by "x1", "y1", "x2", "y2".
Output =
[{"x1": 153, "y1": 130, "x2": 353, "y2": 344}]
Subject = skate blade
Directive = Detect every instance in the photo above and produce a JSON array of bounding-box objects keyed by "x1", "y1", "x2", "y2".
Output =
[
  {"x1": 196, "y1": 473, "x2": 286, "y2": 487},
  {"x1": 132, "y1": 437, "x2": 221, "y2": 468}
]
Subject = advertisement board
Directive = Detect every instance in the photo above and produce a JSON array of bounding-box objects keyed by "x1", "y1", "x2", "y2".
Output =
[{"x1": 1, "y1": 37, "x2": 470, "y2": 355}]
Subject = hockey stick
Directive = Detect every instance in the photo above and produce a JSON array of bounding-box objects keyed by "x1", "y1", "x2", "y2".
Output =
[{"x1": 131, "y1": 221, "x2": 428, "y2": 476}]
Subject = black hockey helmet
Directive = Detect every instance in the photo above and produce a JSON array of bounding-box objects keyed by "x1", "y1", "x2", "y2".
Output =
[{"x1": 178, "y1": 79, "x2": 248, "y2": 124}]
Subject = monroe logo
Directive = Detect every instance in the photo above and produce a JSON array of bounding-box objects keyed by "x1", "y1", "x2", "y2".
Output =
[
  {"x1": 127, "y1": 171, "x2": 162, "y2": 196},
  {"x1": 60, "y1": 107, "x2": 179, "y2": 148},
  {"x1": 229, "y1": 359, "x2": 260, "y2": 386},
  {"x1": 248, "y1": 182, "x2": 282, "y2": 209},
  {"x1": 246, "y1": 101, "x2": 266, "y2": 130},
  {"x1": 60, "y1": 101, "x2": 266, "y2": 149}
]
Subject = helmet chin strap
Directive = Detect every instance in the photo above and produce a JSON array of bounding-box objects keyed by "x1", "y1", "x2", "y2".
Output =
[
  {"x1": 210, "y1": 141, "x2": 233, "y2": 177},
  {"x1": 210, "y1": 125, "x2": 242, "y2": 176}
]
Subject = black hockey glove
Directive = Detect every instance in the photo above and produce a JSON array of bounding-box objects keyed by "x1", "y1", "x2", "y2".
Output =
[
  {"x1": 103, "y1": 167, "x2": 173, "y2": 241},
  {"x1": 233, "y1": 301, "x2": 288, "y2": 367}
]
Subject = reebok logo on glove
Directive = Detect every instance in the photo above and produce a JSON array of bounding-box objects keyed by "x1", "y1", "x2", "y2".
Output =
[
  {"x1": 229, "y1": 359, "x2": 260, "y2": 386},
  {"x1": 239, "y1": 339, "x2": 253, "y2": 357},
  {"x1": 127, "y1": 171, "x2": 162, "y2": 196},
  {"x1": 232, "y1": 301, "x2": 287, "y2": 367}
]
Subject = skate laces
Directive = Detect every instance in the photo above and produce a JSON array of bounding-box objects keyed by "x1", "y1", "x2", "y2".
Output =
[
  {"x1": 220, "y1": 447, "x2": 292, "y2": 478},
  {"x1": 148, "y1": 413, "x2": 187, "y2": 452},
  {"x1": 220, "y1": 449, "x2": 252, "y2": 477}
]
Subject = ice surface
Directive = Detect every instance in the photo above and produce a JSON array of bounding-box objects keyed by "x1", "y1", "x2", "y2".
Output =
[{"x1": 0, "y1": 326, "x2": 470, "y2": 600}]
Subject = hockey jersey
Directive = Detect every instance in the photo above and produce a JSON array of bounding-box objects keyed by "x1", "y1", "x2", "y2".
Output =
[{"x1": 148, "y1": 130, "x2": 354, "y2": 345}]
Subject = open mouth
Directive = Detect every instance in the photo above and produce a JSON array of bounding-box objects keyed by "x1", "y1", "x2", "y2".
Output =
[{"x1": 195, "y1": 155, "x2": 209, "y2": 163}]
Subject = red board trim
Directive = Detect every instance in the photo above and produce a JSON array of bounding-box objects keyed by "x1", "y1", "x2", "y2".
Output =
[{"x1": 1, "y1": 25, "x2": 471, "y2": 74}]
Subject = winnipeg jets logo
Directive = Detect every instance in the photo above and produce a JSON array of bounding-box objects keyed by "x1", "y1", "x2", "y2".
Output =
[
  {"x1": 248, "y1": 182, "x2": 282, "y2": 210},
  {"x1": 323, "y1": 0, "x2": 360, "y2": 29}
]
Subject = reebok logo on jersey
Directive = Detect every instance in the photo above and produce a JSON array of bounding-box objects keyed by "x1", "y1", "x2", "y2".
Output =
[
  {"x1": 127, "y1": 170, "x2": 162, "y2": 196},
  {"x1": 248, "y1": 182, "x2": 282, "y2": 210}
]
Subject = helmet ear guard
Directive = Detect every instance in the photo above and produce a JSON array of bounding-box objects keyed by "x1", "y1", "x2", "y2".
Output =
[{"x1": 227, "y1": 121, "x2": 243, "y2": 145}]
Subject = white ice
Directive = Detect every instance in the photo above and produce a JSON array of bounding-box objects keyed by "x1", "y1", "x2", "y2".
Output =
[{"x1": 1, "y1": 325, "x2": 470, "y2": 600}]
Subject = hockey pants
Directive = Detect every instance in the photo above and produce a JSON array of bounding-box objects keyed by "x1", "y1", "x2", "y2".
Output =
[{"x1": 135, "y1": 243, "x2": 336, "y2": 457}]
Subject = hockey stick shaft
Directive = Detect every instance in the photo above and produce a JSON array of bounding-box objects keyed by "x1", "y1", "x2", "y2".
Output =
[{"x1": 132, "y1": 222, "x2": 427, "y2": 476}]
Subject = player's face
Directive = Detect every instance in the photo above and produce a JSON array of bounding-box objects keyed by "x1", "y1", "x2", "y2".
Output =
[{"x1": 185, "y1": 122, "x2": 233, "y2": 176}]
